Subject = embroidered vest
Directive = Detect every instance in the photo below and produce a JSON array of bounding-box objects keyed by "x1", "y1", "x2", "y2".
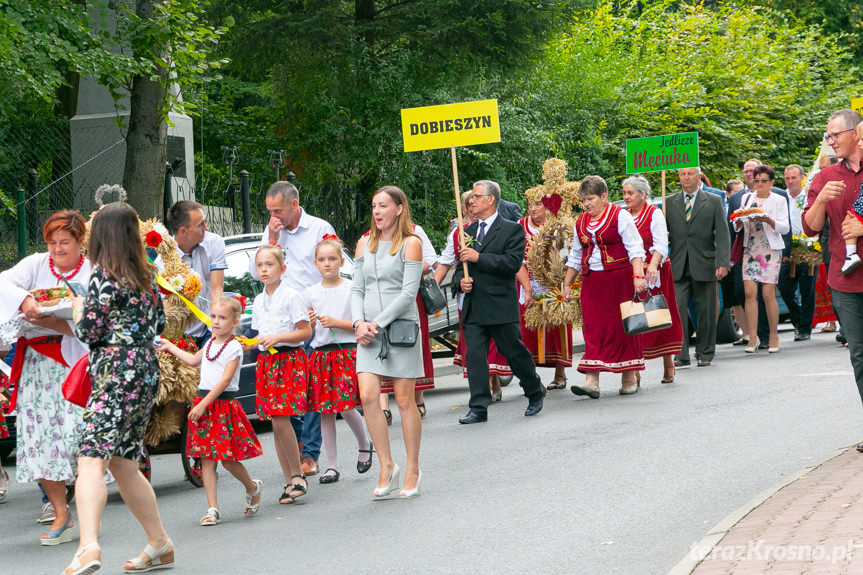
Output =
[
  {"x1": 575, "y1": 203, "x2": 630, "y2": 274},
  {"x1": 633, "y1": 204, "x2": 657, "y2": 255}
]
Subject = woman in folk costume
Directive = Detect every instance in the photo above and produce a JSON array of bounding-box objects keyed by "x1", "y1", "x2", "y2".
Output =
[{"x1": 562, "y1": 176, "x2": 647, "y2": 397}]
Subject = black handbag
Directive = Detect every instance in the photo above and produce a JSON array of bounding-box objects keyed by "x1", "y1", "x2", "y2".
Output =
[
  {"x1": 418, "y1": 274, "x2": 447, "y2": 314},
  {"x1": 619, "y1": 291, "x2": 673, "y2": 336},
  {"x1": 372, "y1": 248, "x2": 420, "y2": 359}
]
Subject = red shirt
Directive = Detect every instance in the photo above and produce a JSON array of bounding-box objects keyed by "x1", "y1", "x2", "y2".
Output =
[{"x1": 802, "y1": 160, "x2": 863, "y2": 293}]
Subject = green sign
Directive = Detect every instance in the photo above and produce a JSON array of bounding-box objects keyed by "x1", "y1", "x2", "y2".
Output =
[{"x1": 625, "y1": 131, "x2": 700, "y2": 174}]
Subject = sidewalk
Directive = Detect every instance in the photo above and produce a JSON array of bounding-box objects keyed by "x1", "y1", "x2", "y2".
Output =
[{"x1": 670, "y1": 443, "x2": 863, "y2": 575}]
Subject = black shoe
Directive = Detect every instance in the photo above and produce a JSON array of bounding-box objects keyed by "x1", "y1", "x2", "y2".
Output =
[
  {"x1": 357, "y1": 441, "x2": 374, "y2": 474},
  {"x1": 837, "y1": 334, "x2": 847, "y2": 345},
  {"x1": 697, "y1": 359, "x2": 711, "y2": 367},
  {"x1": 795, "y1": 332, "x2": 811, "y2": 342},
  {"x1": 459, "y1": 410, "x2": 487, "y2": 424},
  {"x1": 319, "y1": 469, "x2": 340, "y2": 484},
  {"x1": 758, "y1": 341, "x2": 769, "y2": 350},
  {"x1": 525, "y1": 384, "x2": 546, "y2": 417},
  {"x1": 732, "y1": 338, "x2": 750, "y2": 347},
  {"x1": 857, "y1": 443, "x2": 863, "y2": 453},
  {"x1": 673, "y1": 358, "x2": 691, "y2": 368}
]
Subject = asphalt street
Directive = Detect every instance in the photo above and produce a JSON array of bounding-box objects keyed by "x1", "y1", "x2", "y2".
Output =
[{"x1": 2, "y1": 327, "x2": 861, "y2": 575}]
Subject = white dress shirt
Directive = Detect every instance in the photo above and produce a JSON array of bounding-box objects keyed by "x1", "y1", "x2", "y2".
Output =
[
  {"x1": 302, "y1": 279, "x2": 356, "y2": 348},
  {"x1": 250, "y1": 208, "x2": 336, "y2": 293},
  {"x1": 788, "y1": 190, "x2": 806, "y2": 236},
  {"x1": 251, "y1": 283, "x2": 310, "y2": 351},
  {"x1": 565, "y1": 207, "x2": 646, "y2": 272},
  {"x1": 166, "y1": 231, "x2": 227, "y2": 337}
]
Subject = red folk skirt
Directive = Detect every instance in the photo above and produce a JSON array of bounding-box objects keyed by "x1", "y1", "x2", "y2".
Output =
[
  {"x1": 0, "y1": 372, "x2": 8, "y2": 439},
  {"x1": 641, "y1": 260, "x2": 684, "y2": 360},
  {"x1": 308, "y1": 347, "x2": 360, "y2": 413},
  {"x1": 382, "y1": 294, "x2": 435, "y2": 392},
  {"x1": 255, "y1": 347, "x2": 308, "y2": 419},
  {"x1": 579, "y1": 266, "x2": 645, "y2": 373},
  {"x1": 186, "y1": 397, "x2": 263, "y2": 461},
  {"x1": 453, "y1": 311, "x2": 512, "y2": 377},
  {"x1": 812, "y1": 264, "x2": 837, "y2": 326},
  {"x1": 519, "y1": 305, "x2": 573, "y2": 367}
]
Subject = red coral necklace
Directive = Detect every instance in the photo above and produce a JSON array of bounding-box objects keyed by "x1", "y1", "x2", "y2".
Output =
[
  {"x1": 49, "y1": 254, "x2": 85, "y2": 281},
  {"x1": 205, "y1": 338, "x2": 232, "y2": 361}
]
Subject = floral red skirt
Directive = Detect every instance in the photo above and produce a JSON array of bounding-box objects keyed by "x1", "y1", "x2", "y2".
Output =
[
  {"x1": 308, "y1": 347, "x2": 359, "y2": 413},
  {"x1": 812, "y1": 264, "x2": 838, "y2": 326},
  {"x1": 255, "y1": 347, "x2": 308, "y2": 419},
  {"x1": 186, "y1": 397, "x2": 262, "y2": 461},
  {"x1": 0, "y1": 372, "x2": 8, "y2": 439}
]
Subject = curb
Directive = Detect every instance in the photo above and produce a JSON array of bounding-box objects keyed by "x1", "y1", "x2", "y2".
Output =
[{"x1": 666, "y1": 444, "x2": 854, "y2": 575}]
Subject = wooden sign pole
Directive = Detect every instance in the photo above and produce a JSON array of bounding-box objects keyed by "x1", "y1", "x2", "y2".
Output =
[
  {"x1": 451, "y1": 146, "x2": 470, "y2": 279},
  {"x1": 661, "y1": 170, "x2": 667, "y2": 215}
]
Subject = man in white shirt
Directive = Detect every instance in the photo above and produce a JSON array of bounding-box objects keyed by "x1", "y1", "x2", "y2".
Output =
[
  {"x1": 779, "y1": 164, "x2": 818, "y2": 341},
  {"x1": 165, "y1": 201, "x2": 227, "y2": 345},
  {"x1": 252, "y1": 181, "x2": 335, "y2": 475}
]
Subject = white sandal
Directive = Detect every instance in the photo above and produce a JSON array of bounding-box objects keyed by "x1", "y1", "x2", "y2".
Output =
[
  {"x1": 63, "y1": 542, "x2": 102, "y2": 575},
  {"x1": 123, "y1": 538, "x2": 174, "y2": 572},
  {"x1": 199, "y1": 507, "x2": 221, "y2": 526},
  {"x1": 243, "y1": 480, "x2": 263, "y2": 517}
]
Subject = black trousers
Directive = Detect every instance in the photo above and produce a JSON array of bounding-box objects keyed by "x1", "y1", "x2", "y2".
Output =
[{"x1": 462, "y1": 320, "x2": 543, "y2": 412}]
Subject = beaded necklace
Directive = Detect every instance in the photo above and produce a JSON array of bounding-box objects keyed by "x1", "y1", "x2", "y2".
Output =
[
  {"x1": 205, "y1": 338, "x2": 233, "y2": 361},
  {"x1": 49, "y1": 254, "x2": 85, "y2": 281}
]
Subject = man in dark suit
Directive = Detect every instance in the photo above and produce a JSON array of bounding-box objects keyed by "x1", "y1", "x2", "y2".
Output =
[
  {"x1": 454, "y1": 179, "x2": 545, "y2": 423},
  {"x1": 497, "y1": 198, "x2": 523, "y2": 222},
  {"x1": 667, "y1": 167, "x2": 731, "y2": 367}
]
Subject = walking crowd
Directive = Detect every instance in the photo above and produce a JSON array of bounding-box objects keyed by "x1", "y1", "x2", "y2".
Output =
[{"x1": 1, "y1": 107, "x2": 862, "y2": 575}]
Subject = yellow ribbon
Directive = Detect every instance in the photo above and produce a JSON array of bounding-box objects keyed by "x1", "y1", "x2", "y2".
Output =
[{"x1": 156, "y1": 273, "x2": 276, "y2": 354}]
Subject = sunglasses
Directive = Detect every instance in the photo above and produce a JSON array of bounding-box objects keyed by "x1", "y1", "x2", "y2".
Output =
[{"x1": 753, "y1": 178, "x2": 772, "y2": 183}]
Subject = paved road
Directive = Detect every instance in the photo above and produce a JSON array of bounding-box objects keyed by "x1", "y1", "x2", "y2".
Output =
[{"x1": 2, "y1": 328, "x2": 861, "y2": 575}]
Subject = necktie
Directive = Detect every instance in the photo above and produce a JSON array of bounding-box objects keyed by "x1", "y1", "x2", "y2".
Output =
[
  {"x1": 477, "y1": 221, "x2": 487, "y2": 243},
  {"x1": 685, "y1": 194, "x2": 694, "y2": 221}
]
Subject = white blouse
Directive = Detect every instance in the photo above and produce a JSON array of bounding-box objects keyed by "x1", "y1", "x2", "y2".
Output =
[
  {"x1": 0, "y1": 252, "x2": 91, "y2": 365},
  {"x1": 251, "y1": 283, "x2": 309, "y2": 350},
  {"x1": 199, "y1": 338, "x2": 242, "y2": 392},
  {"x1": 302, "y1": 279, "x2": 356, "y2": 348},
  {"x1": 565, "y1": 207, "x2": 646, "y2": 272}
]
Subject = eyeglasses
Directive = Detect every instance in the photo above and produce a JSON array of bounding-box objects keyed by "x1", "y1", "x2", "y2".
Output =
[
  {"x1": 753, "y1": 178, "x2": 772, "y2": 183},
  {"x1": 824, "y1": 128, "x2": 853, "y2": 143},
  {"x1": 469, "y1": 194, "x2": 491, "y2": 201}
]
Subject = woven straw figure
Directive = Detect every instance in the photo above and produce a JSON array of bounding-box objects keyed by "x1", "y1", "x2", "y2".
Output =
[{"x1": 523, "y1": 158, "x2": 584, "y2": 329}]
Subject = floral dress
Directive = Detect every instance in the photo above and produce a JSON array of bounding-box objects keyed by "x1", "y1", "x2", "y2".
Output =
[
  {"x1": 75, "y1": 267, "x2": 165, "y2": 461},
  {"x1": 742, "y1": 198, "x2": 782, "y2": 284}
]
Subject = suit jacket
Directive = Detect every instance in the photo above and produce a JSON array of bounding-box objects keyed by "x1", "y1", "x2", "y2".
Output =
[
  {"x1": 667, "y1": 190, "x2": 731, "y2": 282},
  {"x1": 727, "y1": 189, "x2": 746, "y2": 240},
  {"x1": 452, "y1": 215, "x2": 525, "y2": 325},
  {"x1": 497, "y1": 199, "x2": 523, "y2": 222},
  {"x1": 703, "y1": 185, "x2": 725, "y2": 199}
]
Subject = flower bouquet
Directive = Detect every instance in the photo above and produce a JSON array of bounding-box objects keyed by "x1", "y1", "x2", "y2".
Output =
[{"x1": 790, "y1": 234, "x2": 822, "y2": 275}]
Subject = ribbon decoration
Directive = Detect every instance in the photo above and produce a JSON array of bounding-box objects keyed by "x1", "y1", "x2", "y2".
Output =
[{"x1": 155, "y1": 273, "x2": 276, "y2": 354}]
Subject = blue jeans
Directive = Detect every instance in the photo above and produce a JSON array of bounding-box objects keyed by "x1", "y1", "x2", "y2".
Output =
[
  {"x1": 831, "y1": 290, "x2": 863, "y2": 405},
  {"x1": 291, "y1": 337, "x2": 321, "y2": 460}
]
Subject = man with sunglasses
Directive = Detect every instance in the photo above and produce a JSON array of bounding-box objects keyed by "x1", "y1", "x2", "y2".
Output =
[{"x1": 803, "y1": 109, "x2": 863, "y2": 452}]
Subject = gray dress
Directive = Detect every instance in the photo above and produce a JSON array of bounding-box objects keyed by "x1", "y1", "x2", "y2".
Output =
[{"x1": 351, "y1": 239, "x2": 423, "y2": 378}]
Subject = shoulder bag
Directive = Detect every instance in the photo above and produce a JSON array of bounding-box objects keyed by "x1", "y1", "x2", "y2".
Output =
[
  {"x1": 418, "y1": 274, "x2": 447, "y2": 314},
  {"x1": 372, "y1": 247, "x2": 419, "y2": 360}
]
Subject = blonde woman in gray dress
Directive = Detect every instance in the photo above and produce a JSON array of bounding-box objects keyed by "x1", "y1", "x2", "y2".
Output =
[{"x1": 351, "y1": 186, "x2": 424, "y2": 498}]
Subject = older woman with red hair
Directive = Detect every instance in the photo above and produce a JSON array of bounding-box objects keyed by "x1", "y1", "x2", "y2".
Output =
[{"x1": 0, "y1": 210, "x2": 91, "y2": 544}]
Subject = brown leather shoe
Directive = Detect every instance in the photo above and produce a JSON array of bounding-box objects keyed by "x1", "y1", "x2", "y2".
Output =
[{"x1": 301, "y1": 457, "x2": 319, "y2": 476}]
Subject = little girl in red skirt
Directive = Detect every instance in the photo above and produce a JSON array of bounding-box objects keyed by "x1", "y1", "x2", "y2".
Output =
[
  {"x1": 303, "y1": 236, "x2": 373, "y2": 484},
  {"x1": 158, "y1": 296, "x2": 262, "y2": 526},
  {"x1": 249, "y1": 244, "x2": 313, "y2": 504},
  {"x1": 0, "y1": 370, "x2": 10, "y2": 502}
]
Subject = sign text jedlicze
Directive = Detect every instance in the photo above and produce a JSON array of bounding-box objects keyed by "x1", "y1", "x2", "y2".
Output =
[
  {"x1": 626, "y1": 131, "x2": 700, "y2": 174},
  {"x1": 401, "y1": 99, "x2": 500, "y2": 152}
]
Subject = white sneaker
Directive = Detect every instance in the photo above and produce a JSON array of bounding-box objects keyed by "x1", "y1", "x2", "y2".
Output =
[
  {"x1": 841, "y1": 253, "x2": 861, "y2": 275},
  {"x1": 37, "y1": 502, "x2": 55, "y2": 524}
]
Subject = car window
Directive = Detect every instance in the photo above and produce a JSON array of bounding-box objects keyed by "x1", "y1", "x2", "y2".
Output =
[{"x1": 223, "y1": 249, "x2": 262, "y2": 299}]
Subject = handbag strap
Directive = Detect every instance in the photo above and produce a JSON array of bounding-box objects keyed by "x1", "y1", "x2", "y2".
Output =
[{"x1": 372, "y1": 247, "x2": 389, "y2": 360}]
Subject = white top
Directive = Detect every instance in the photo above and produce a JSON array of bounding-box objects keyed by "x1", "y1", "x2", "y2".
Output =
[
  {"x1": 565, "y1": 208, "x2": 646, "y2": 272},
  {"x1": 439, "y1": 229, "x2": 457, "y2": 267},
  {"x1": 0, "y1": 252, "x2": 91, "y2": 364},
  {"x1": 251, "y1": 283, "x2": 310, "y2": 350},
  {"x1": 788, "y1": 191, "x2": 805, "y2": 236},
  {"x1": 413, "y1": 224, "x2": 438, "y2": 268},
  {"x1": 160, "y1": 231, "x2": 227, "y2": 337},
  {"x1": 733, "y1": 192, "x2": 790, "y2": 251},
  {"x1": 642, "y1": 207, "x2": 669, "y2": 261},
  {"x1": 302, "y1": 279, "x2": 355, "y2": 348},
  {"x1": 250, "y1": 208, "x2": 336, "y2": 292},
  {"x1": 199, "y1": 338, "x2": 242, "y2": 392}
]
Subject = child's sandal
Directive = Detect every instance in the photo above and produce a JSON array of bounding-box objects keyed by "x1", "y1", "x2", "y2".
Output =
[
  {"x1": 200, "y1": 507, "x2": 221, "y2": 526},
  {"x1": 288, "y1": 474, "x2": 308, "y2": 501},
  {"x1": 243, "y1": 479, "x2": 263, "y2": 517}
]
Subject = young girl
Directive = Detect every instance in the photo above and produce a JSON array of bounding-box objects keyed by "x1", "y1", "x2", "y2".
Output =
[
  {"x1": 302, "y1": 236, "x2": 373, "y2": 484},
  {"x1": 158, "y1": 296, "x2": 263, "y2": 526},
  {"x1": 249, "y1": 244, "x2": 312, "y2": 503}
]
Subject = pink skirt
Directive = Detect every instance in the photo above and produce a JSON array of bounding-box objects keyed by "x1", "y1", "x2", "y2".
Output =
[
  {"x1": 641, "y1": 261, "x2": 684, "y2": 360},
  {"x1": 579, "y1": 266, "x2": 644, "y2": 373}
]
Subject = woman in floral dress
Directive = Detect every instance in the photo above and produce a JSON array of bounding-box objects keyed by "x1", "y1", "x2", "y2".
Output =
[
  {"x1": 0, "y1": 210, "x2": 91, "y2": 541},
  {"x1": 63, "y1": 202, "x2": 173, "y2": 575}
]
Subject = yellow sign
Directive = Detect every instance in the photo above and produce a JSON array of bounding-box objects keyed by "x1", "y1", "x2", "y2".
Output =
[
  {"x1": 853, "y1": 96, "x2": 863, "y2": 115},
  {"x1": 401, "y1": 99, "x2": 500, "y2": 152}
]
